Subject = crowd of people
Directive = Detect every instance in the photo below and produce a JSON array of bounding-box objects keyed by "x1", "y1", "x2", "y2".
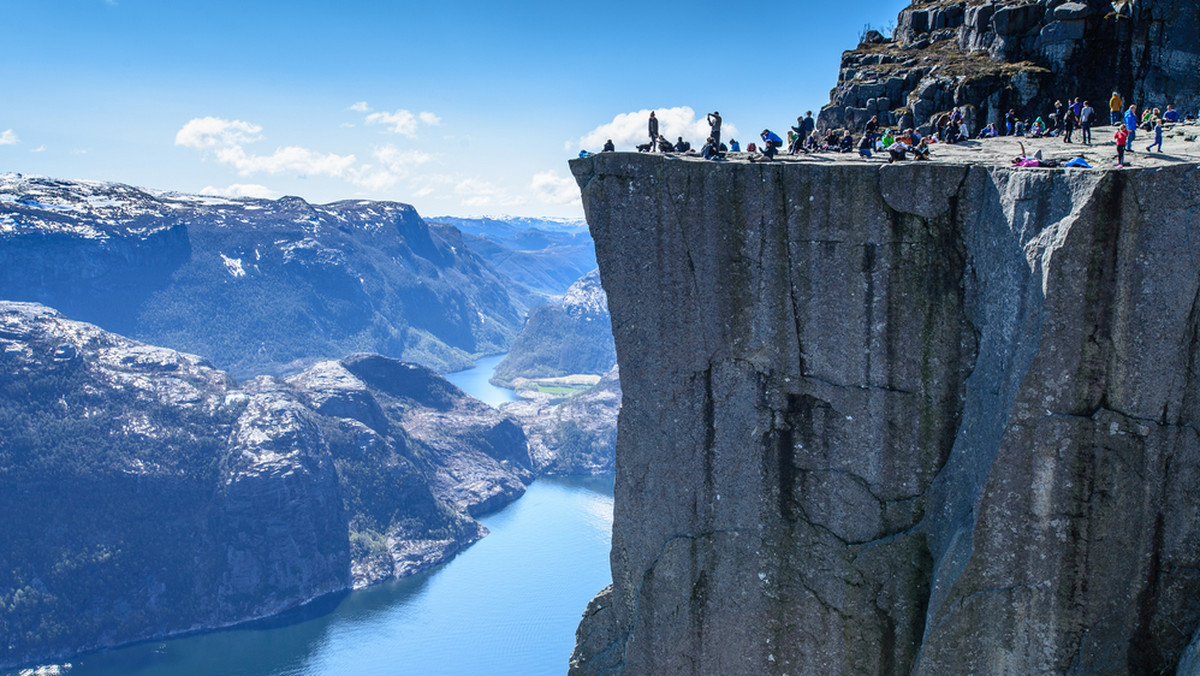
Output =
[{"x1": 596, "y1": 94, "x2": 1193, "y2": 167}]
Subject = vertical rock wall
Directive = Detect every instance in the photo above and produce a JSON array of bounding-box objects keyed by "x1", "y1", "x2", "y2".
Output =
[{"x1": 568, "y1": 152, "x2": 1200, "y2": 675}]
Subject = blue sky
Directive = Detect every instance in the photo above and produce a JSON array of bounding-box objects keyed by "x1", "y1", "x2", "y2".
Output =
[{"x1": 1, "y1": 0, "x2": 909, "y2": 218}]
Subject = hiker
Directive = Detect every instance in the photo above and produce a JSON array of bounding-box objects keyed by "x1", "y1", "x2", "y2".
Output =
[
  {"x1": 656, "y1": 135, "x2": 674, "y2": 152},
  {"x1": 802, "y1": 111, "x2": 816, "y2": 139},
  {"x1": 1005, "y1": 109, "x2": 1018, "y2": 135},
  {"x1": 1124, "y1": 105, "x2": 1138, "y2": 150},
  {"x1": 865, "y1": 115, "x2": 879, "y2": 144},
  {"x1": 839, "y1": 130, "x2": 854, "y2": 153},
  {"x1": 857, "y1": 133, "x2": 873, "y2": 158},
  {"x1": 1030, "y1": 118, "x2": 1047, "y2": 138},
  {"x1": 979, "y1": 123, "x2": 999, "y2": 138},
  {"x1": 602, "y1": 139, "x2": 615, "y2": 152},
  {"x1": 1164, "y1": 104, "x2": 1181, "y2": 123},
  {"x1": 729, "y1": 139, "x2": 740, "y2": 152},
  {"x1": 1071, "y1": 97, "x2": 1083, "y2": 119},
  {"x1": 1147, "y1": 119, "x2": 1164, "y2": 153},
  {"x1": 1080, "y1": 100, "x2": 1095, "y2": 144},
  {"x1": 1051, "y1": 100, "x2": 1065, "y2": 131},
  {"x1": 674, "y1": 137, "x2": 691, "y2": 153},
  {"x1": 701, "y1": 136, "x2": 721, "y2": 160},
  {"x1": 1109, "y1": 92, "x2": 1123, "y2": 126},
  {"x1": 913, "y1": 138, "x2": 931, "y2": 160},
  {"x1": 887, "y1": 137, "x2": 910, "y2": 163},
  {"x1": 1063, "y1": 107, "x2": 1078, "y2": 143},
  {"x1": 648, "y1": 111, "x2": 659, "y2": 151},
  {"x1": 707, "y1": 111, "x2": 722, "y2": 148},
  {"x1": 1114, "y1": 124, "x2": 1129, "y2": 165},
  {"x1": 789, "y1": 117, "x2": 807, "y2": 154},
  {"x1": 760, "y1": 129, "x2": 783, "y2": 159}
]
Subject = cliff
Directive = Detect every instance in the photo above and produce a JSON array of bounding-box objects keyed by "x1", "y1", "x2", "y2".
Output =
[
  {"x1": 568, "y1": 152, "x2": 1200, "y2": 674},
  {"x1": 0, "y1": 174, "x2": 538, "y2": 377},
  {"x1": 820, "y1": 0, "x2": 1200, "y2": 135},
  {"x1": 0, "y1": 302, "x2": 531, "y2": 669}
]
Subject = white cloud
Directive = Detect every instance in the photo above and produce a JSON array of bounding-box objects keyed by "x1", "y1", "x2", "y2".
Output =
[
  {"x1": 31, "y1": 145, "x2": 45, "y2": 153},
  {"x1": 175, "y1": 117, "x2": 262, "y2": 150},
  {"x1": 0, "y1": 129, "x2": 18, "y2": 145},
  {"x1": 213, "y1": 144, "x2": 355, "y2": 177},
  {"x1": 531, "y1": 170, "x2": 580, "y2": 205},
  {"x1": 365, "y1": 109, "x2": 440, "y2": 136},
  {"x1": 373, "y1": 144, "x2": 433, "y2": 174},
  {"x1": 176, "y1": 117, "x2": 355, "y2": 178},
  {"x1": 200, "y1": 184, "x2": 276, "y2": 199},
  {"x1": 348, "y1": 101, "x2": 371, "y2": 113},
  {"x1": 574, "y1": 107, "x2": 739, "y2": 151}
]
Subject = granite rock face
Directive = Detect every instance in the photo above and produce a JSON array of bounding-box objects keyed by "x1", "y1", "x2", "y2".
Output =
[
  {"x1": 0, "y1": 302, "x2": 530, "y2": 669},
  {"x1": 820, "y1": 0, "x2": 1200, "y2": 136},
  {"x1": 568, "y1": 152, "x2": 1200, "y2": 674}
]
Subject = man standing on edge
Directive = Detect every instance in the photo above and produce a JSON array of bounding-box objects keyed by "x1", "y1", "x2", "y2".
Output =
[
  {"x1": 648, "y1": 111, "x2": 659, "y2": 152},
  {"x1": 707, "y1": 111, "x2": 722, "y2": 149},
  {"x1": 1124, "y1": 104, "x2": 1138, "y2": 151}
]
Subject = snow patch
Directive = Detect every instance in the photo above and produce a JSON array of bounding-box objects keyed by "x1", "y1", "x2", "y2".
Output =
[{"x1": 220, "y1": 253, "x2": 246, "y2": 278}]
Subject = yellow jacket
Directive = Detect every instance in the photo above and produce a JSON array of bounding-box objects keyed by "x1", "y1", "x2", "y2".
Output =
[{"x1": 1110, "y1": 94, "x2": 1123, "y2": 112}]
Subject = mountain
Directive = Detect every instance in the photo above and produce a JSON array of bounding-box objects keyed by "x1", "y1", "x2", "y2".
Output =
[
  {"x1": 502, "y1": 366, "x2": 619, "y2": 475},
  {"x1": 492, "y1": 269, "x2": 616, "y2": 386},
  {"x1": 429, "y1": 215, "x2": 596, "y2": 296},
  {"x1": 0, "y1": 174, "x2": 538, "y2": 378},
  {"x1": 0, "y1": 301, "x2": 531, "y2": 670},
  {"x1": 569, "y1": 152, "x2": 1200, "y2": 674},
  {"x1": 819, "y1": 0, "x2": 1200, "y2": 135}
]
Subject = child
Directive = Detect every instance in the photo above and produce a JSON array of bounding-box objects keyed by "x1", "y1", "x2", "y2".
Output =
[
  {"x1": 1114, "y1": 124, "x2": 1129, "y2": 165},
  {"x1": 1146, "y1": 120, "x2": 1164, "y2": 153}
]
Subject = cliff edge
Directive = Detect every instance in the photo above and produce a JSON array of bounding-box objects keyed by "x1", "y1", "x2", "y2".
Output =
[{"x1": 568, "y1": 152, "x2": 1200, "y2": 674}]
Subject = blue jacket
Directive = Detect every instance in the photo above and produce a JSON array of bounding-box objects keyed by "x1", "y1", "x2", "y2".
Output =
[
  {"x1": 1124, "y1": 110, "x2": 1138, "y2": 131},
  {"x1": 762, "y1": 130, "x2": 783, "y2": 145}
]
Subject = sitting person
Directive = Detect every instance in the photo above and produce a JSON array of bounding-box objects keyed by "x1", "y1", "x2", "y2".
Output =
[
  {"x1": 879, "y1": 129, "x2": 895, "y2": 149},
  {"x1": 1164, "y1": 104, "x2": 1181, "y2": 123},
  {"x1": 979, "y1": 123, "x2": 999, "y2": 138},
  {"x1": 729, "y1": 139, "x2": 740, "y2": 152},
  {"x1": 1014, "y1": 119, "x2": 1027, "y2": 136},
  {"x1": 839, "y1": 130, "x2": 854, "y2": 153},
  {"x1": 701, "y1": 136, "x2": 722, "y2": 160},
  {"x1": 888, "y1": 138, "x2": 910, "y2": 163},
  {"x1": 602, "y1": 139, "x2": 615, "y2": 152},
  {"x1": 657, "y1": 135, "x2": 675, "y2": 152},
  {"x1": 674, "y1": 137, "x2": 692, "y2": 153},
  {"x1": 1030, "y1": 118, "x2": 1046, "y2": 137},
  {"x1": 824, "y1": 130, "x2": 839, "y2": 148},
  {"x1": 857, "y1": 133, "x2": 873, "y2": 158},
  {"x1": 805, "y1": 130, "x2": 821, "y2": 152},
  {"x1": 912, "y1": 138, "x2": 931, "y2": 160}
]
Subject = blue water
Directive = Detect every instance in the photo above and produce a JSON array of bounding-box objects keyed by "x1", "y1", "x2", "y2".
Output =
[
  {"x1": 443, "y1": 354, "x2": 518, "y2": 408},
  {"x1": 17, "y1": 356, "x2": 614, "y2": 676}
]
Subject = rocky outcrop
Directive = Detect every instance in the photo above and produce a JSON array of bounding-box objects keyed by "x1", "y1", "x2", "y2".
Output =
[
  {"x1": 493, "y1": 269, "x2": 617, "y2": 386},
  {"x1": 0, "y1": 174, "x2": 538, "y2": 377},
  {"x1": 820, "y1": 0, "x2": 1200, "y2": 135},
  {"x1": 502, "y1": 366, "x2": 620, "y2": 475},
  {"x1": 0, "y1": 301, "x2": 531, "y2": 669},
  {"x1": 568, "y1": 152, "x2": 1200, "y2": 674}
]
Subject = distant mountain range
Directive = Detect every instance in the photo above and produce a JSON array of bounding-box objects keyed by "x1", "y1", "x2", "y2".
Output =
[
  {"x1": 430, "y1": 215, "x2": 596, "y2": 297},
  {"x1": 0, "y1": 174, "x2": 544, "y2": 378}
]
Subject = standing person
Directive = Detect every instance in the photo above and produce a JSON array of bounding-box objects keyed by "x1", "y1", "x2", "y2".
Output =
[
  {"x1": 1063, "y1": 107, "x2": 1078, "y2": 143},
  {"x1": 1051, "y1": 100, "x2": 1065, "y2": 131},
  {"x1": 1114, "y1": 124, "x2": 1129, "y2": 165},
  {"x1": 865, "y1": 115, "x2": 879, "y2": 146},
  {"x1": 1147, "y1": 119, "x2": 1164, "y2": 152},
  {"x1": 802, "y1": 110, "x2": 815, "y2": 140},
  {"x1": 648, "y1": 111, "x2": 659, "y2": 152},
  {"x1": 1071, "y1": 97, "x2": 1083, "y2": 119},
  {"x1": 1005, "y1": 109, "x2": 1018, "y2": 136},
  {"x1": 789, "y1": 116, "x2": 806, "y2": 154},
  {"x1": 1124, "y1": 104, "x2": 1139, "y2": 151},
  {"x1": 706, "y1": 111, "x2": 722, "y2": 148},
  {"x1": 1080, "y1": 101, "x2": 1095, "y2": 144},
  {"x1": 1109, "y1": 92, "x2": 1123, "y2": 126}
]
